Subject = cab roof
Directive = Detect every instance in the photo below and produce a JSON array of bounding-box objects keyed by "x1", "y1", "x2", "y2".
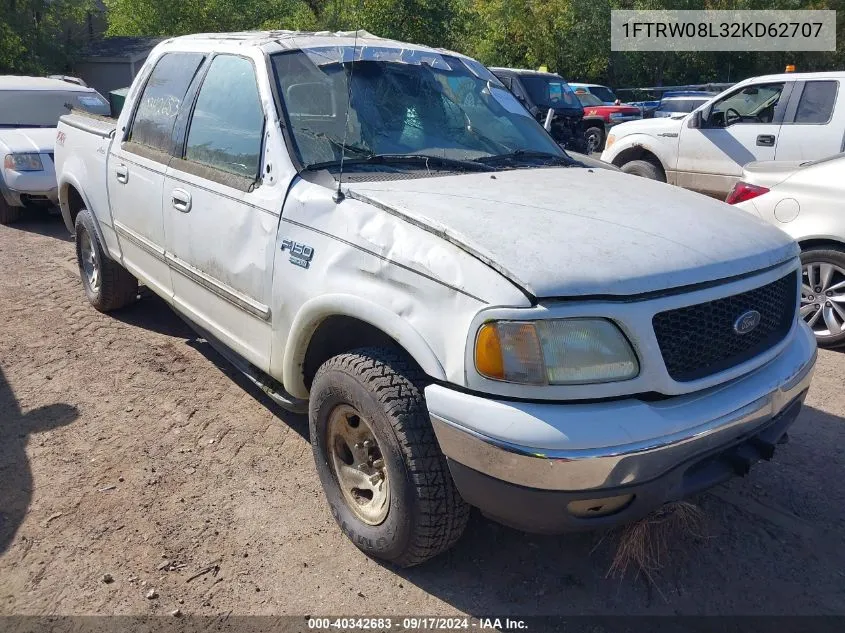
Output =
[
  {"x1": 157, "y1": 30, "x2": 471, "y2": 60},
  {"x1": 734, "y1": 70, "x2": 845, "y2": 85}
]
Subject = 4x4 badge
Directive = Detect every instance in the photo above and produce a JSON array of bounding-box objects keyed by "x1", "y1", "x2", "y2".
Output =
[{"x1": 281, "y1": 239, "x2": 314, "y2": 269}]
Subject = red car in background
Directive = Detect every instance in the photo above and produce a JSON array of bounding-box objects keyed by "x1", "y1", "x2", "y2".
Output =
[{"x1": 574, "y1": 90, "x2": 641, "y2": 153}]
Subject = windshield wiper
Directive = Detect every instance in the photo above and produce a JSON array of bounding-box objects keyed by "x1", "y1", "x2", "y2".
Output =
[
  {"x1": 474, "y1": 149, "x2": 575, "y2": 166},
  {"x1": 304, "y1": 153, "x2": 495, "y2": 173}
]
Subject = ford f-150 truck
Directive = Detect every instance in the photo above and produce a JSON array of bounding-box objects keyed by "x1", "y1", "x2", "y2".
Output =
[
  {"x1": 601, "y1": 71, "x2": 845, "y2": 198},
  {"x1": 56, "y1": 31, "x2": 817, "y2": 567}
]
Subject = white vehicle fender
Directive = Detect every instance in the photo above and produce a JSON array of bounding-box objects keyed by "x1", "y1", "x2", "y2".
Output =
[
  {"x1": 57, "y1": 169, "x2": 114, "y2": 255},
  {"x1": 282, "y1": 293, "x2": 447, "y2": 399},
  {"x1": 603, "y1": 132, "x2": 673, "y2": 172}
]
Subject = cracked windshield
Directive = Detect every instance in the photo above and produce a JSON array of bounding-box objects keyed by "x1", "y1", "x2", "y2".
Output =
[{"x1": 271, "y1": 47, "x2": 569, "y2": 171}]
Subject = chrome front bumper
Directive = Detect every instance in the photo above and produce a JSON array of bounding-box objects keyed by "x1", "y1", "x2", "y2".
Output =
[{"x1": 427, "y1": 322, "x2": 817, "y2": 493}]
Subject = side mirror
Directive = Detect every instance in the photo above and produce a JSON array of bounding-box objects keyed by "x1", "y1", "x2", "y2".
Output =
[{"x1": 688, "y1": 110, "x2": 702, "y2": 128}]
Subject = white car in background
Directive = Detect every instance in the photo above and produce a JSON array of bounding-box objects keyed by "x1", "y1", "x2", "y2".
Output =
[
  {"x1": 568, "y1": 82, "x2": 619, "y2": 105},
  {"x1": 0, "y1": 76, "x2": 110, "y2": 224},
  {"x1": 728, "y1": 153, "x2": 845, "y2": 346},
  {"x1": 653, "y1": 95, "x2": 714, "y2": 118}
]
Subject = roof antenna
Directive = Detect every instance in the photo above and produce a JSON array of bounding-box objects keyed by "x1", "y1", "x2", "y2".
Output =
[{"x1": 333, "y1": 26, "x2": 360, "y2": 203}]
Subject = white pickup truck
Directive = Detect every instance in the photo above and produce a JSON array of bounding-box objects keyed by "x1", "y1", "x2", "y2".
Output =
[
  {"x1": 602, "y1": 71, "x2": 845, "y2": 199},
  {"x1": 56, "y1": 31, "x2": 817, "y2": 566}
]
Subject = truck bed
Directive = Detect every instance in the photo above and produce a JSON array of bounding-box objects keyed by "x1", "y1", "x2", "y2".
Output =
[
  {"x1": 59, "y1": 112, "x2": 116, "y2": 139},
  {"x1": 55, "y1": 113, "x2": 118, "y2": 253}
]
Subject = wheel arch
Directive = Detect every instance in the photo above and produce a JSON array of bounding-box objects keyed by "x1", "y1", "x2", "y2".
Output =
[
  {"x1": 282, "y1": 294, "x2": 448, "y2": 399},
  {"x1": 798, "y1": 237, "x2": 845, "y2": 252},
  {"x1": 609, "y1": 143, "x2": 667, "y2": 178},
  {"x1": 58, "y1": 178, "x2": 115, "y2": 263}
]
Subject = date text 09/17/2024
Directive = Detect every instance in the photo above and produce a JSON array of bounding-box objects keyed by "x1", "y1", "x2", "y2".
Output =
[{"x1": 306, "y1": 617, "x2": 528, "y2": 630}]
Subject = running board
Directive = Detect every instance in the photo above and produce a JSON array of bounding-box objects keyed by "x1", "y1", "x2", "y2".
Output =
[{"x1": 177, "y1": 313, "x2": 308, "y2": 414}]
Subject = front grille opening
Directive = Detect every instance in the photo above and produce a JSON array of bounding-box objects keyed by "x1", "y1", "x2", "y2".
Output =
[{"x1": 653, "y1": 272, "x2": 797, "y2": 382}]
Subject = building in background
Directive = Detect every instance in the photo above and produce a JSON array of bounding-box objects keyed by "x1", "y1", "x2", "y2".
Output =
[{"x1": 74, "y1": 36, "x2": 165, "y2": 95}]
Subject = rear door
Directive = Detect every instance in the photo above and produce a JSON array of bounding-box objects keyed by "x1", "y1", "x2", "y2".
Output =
[
  {"x1": 162, "y1": 53, "x2": 278, "y2": 372},
  {"x1": 109, "y1": 52, "x2": 205, "y2": 298},
  {"x1": 775, "y1": 79, "x2": 843, "y2": 161},
  {"x1": 675, "y1": 81, "x2": 792, "y2": 197}
]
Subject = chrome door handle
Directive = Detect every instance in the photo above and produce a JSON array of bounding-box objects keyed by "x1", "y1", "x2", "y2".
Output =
[
  {"x1": 115, "y1": 165, "x2": 128, "y2": 184},
  {"x1": 756, "y1": 134, "x2": 776, "y2": 147},
  {"x1": 171, "y1": 188, "x2": 192, "y2": 213}
]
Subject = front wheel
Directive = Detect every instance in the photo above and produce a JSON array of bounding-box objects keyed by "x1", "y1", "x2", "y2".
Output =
[
  {"x1": 0, "y1": 197, "x2": 21, "y2": 225},
  {"x1": 800, "y1": 247, "x2": 845, "y2": 347},
  {"x1": 620, "y1": 159, "x2": 665, "y2": 181},
  {"x1": 584, "y1": 126, "x2": 604, "y2": 154},
  {"x1": 309, "y1": 348, "x2": 469, "y2": 567}
]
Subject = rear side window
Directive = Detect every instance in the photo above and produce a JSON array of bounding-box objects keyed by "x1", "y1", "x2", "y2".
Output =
[
  {"x1": 128, "y1": 53, "x2": 205, "y2": 153},
  {"x1": 185, "y1": 55, "x2": 264, "y2": 178},
  {"x1": 794, "y1": 80, "x2": 838, "y2": 124}
]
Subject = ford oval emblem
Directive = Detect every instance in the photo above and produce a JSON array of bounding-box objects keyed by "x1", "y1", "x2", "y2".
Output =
[{"x1": 734, "y1": 310, "x2": 761, "y2": 335}]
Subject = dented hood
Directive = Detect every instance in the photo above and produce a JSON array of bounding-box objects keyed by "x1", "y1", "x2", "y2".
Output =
[{"x1": 348, "y1": 167, "x2": 798, "y2": 298}]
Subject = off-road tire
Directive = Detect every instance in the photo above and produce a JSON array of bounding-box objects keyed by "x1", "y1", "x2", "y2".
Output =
[
  {"x1": 584, "y1": 126, "x2": 604, "y2": 154},
  {"x1": 620, "y1": 159, "x2": 665, "y2": 181},
  {"x1": 800, "y1": 246, "x2": 845, "y2": 347},
  {"x1": 0, "y1": 198, "x2": 21, "y2": 225},
  {"x1": 309, "y1": 347, "x2": 470, "y2": 567},
  {"x1": 75, "y1": 209, "x2": 138, "y2": 312}
]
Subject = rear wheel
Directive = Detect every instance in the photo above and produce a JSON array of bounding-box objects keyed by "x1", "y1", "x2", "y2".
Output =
[
  {"x1": 75, "y1": 209, "x2": 138, "y2": 312},
  {"x1": 309, "y1": 348, "x2": 469, "y2": 567},
  {"x1": 0, "y1": 198, "x2": 21, "y2": 225},
  {"x1": 620, "y1": 159, "x2": 665, "y2": 181},
  {"x1": 799, "y1": 247, "x2": 845, "y2": 347}
]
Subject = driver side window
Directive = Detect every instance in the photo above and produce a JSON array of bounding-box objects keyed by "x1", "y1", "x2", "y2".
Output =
[{"x1": 707, "y1": 83, "x2": 785, "y2": 127}]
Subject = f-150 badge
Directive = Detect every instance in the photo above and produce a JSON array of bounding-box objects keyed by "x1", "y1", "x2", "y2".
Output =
[{"x1": 281, "y1": 239, "x2": 314, "y2": 269}]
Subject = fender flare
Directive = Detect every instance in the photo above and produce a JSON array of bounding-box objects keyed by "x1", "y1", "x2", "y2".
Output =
[
  {"x1": 57, "y1": 173, "x2": 109, "y2": 256},
  {"x1": 603, "y1": 134, "x2": 671, "y2": 172},
  {"x1": 282, "y1": 293, "x2": 447, "y2": 399}
]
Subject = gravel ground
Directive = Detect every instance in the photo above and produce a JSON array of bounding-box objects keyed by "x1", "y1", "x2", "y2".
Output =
[{"x1": 1, "y1": 211, "x2": 844, "y2": 618}]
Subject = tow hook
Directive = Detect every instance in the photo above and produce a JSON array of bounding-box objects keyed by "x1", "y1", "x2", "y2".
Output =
[
  {"x1": 749, "y1": 437, "x2": 776, "y2": 460},
  {"x1": 721, "y1": 445, "x2": 758, "y2": 476}
]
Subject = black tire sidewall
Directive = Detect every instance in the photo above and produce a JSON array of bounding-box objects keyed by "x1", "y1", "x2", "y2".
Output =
[
  {"x1": 74, "y1": 209, "x2": 104, "y2": 307},
  {"x1": 800, "y1": 247, "x2": 845, "y2": 346},
  {"x1": 309, "y1": 366, "x2": 419, "y2": 563},
  {"x1": 621, "y1": 159, "x2": 661, "y2": 180},
  {"x1": 584, "y1": 126, "x2": 603, "y2": 152}
]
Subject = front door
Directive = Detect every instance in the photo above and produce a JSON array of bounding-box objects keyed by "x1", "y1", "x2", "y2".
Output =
[
  {"x1": 675, "y1": 81, "x2": 791, "y2": 198},
  {"x1": 162, "y1": 54, "x2": 278, "y2": 372},
  {"x1": 109, "y1": 52, "x2": 206, "y2": 298}
]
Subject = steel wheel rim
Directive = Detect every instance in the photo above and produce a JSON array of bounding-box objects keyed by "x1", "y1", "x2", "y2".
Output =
[
  {"x1": 80, "y1": 231, "x2": 100, "y2": 292},
  {"x1": 326, "y1": 404, "x2": 390, "y2": 526},
  {"x1": 800, "y1": 261, "x2": 845, "y2": 337},
  {"x1": 586, "y1": 132, "x2": 600, "y2": 154}
]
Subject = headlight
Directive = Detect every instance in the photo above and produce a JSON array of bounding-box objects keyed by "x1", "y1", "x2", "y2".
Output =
[
  {"x1": 475, "y1": 319, "x2": 639, "y2": 385},
  {"x1": 604, "y1": 134, "x2": 615, "y2": 150},
  {"x1": 4, "y1": 153, "x2": 43, "y2": 171}
]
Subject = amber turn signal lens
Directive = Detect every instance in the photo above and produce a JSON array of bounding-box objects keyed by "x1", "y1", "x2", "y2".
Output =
[{"x1": 475, "y1": 323, "x2": 504, "y2": 380}]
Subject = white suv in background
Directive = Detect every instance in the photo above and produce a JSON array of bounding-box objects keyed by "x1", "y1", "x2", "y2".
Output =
[
  {"x1": 0, "y1": 76, "x2": 110, "y2": 224},
  {"x1": 602, "y1": 72, "x2": 845, "y2": 198}
]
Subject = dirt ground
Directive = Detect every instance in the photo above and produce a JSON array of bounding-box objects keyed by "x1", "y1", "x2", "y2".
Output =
[{"x1": 1, "y1": 211, "x2": 844, "y2": 618}]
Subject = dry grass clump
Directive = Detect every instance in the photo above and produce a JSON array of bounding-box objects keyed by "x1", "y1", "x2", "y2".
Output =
[{"x1": 596, "y1": 501, "x2": 707, "y2": 598}]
